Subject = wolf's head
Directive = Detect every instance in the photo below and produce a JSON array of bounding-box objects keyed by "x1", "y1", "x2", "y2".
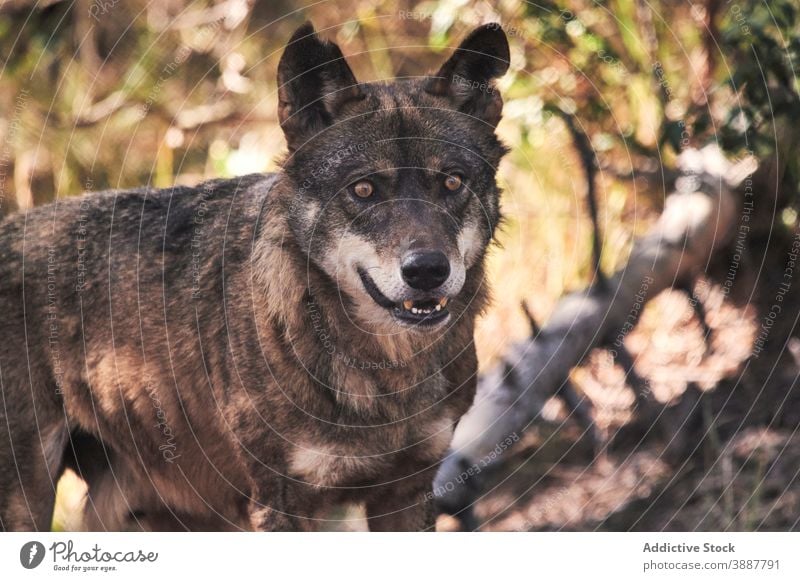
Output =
[{"x1": 277, "y1": 22, "x2": 509, "y2": 333}]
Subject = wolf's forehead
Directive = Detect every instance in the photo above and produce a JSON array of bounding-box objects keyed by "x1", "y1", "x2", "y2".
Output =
[
  {"x1": 318, "y1": 82, "x2": 486, "y2": 172},
  {"x1": 354, "y1": 96, "x2": 466, "y2": 159},
  {"x1": 360, "y1": 83, "x2": 455, "y2": 135},
  {"x1": 368, "y1": 80, "x2": 431, "y2": 109}
]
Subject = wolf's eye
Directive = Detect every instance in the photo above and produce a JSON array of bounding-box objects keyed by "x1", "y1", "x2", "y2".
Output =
[
  {"x1": 352, "y1": 180, "x2": 374, "y2": 199},
  {"x1": 443, "y1": 173, "x2": 464, "y2": 192}
]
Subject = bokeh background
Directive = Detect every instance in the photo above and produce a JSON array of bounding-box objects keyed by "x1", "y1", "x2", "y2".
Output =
[{"x1": 1, "y1": 0, "x2": 799, "y2": 531}]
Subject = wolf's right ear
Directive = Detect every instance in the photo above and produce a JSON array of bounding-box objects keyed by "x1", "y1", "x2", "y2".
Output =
[{"x1": 277, "y1": 22, "x2": 364, "y2": 152}]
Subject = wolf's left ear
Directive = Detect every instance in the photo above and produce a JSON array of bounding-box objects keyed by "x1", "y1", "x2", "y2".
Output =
[
  {"x1": 425, "y1": 23, "x2": 510, "y2": 126},
  {"x1": 277, "y1": 22, "x2": 364, "y2": 152}
]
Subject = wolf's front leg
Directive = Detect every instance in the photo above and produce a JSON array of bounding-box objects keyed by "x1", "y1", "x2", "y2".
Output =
[
  {"x1": 241, "y1": 454, "x2": 317, "y2": 531},
  {"x1": 233, "y1": 419, "x2": 309, "y2": 531},
  {"x1": 247, "y1": 477, "x2": 306, "y2": 531},
  {"x1": 365, "y1": 473, "x2": 437, "y2": 531}
]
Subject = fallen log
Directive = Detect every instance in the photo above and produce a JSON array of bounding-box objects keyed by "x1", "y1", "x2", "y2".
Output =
[{"x1": 434, "y1": 145, "x2": 756, "y2": 523}]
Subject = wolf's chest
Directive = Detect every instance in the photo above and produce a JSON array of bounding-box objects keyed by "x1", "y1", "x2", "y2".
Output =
[
  {"x1": 286, "y1": 354, "x2": 456, "y2": 487},
  {"x1": 287, "y1": 417, "x2": 454, "y2": 487}
]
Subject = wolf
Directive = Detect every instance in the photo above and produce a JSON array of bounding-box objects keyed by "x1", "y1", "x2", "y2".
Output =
[{"x1": 0, "y1": 21, "x2": 509, "y2": 531}]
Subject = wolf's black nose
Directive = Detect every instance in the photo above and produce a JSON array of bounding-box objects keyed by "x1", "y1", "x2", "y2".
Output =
[{"x1": 401, "y1": 251, "x2": 451, "y2": 290}]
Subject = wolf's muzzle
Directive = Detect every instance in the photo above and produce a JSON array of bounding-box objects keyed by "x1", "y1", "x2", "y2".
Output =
[{"x1": 357, "y1": 268, "x2": 451, "y2": 327}]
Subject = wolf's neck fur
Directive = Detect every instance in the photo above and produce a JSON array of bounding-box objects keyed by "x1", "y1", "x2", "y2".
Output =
[{"x1": 249, "y1": 177, "x2": 487, "y2": 410}]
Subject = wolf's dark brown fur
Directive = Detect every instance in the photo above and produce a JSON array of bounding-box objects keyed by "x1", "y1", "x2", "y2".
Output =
[{"x1": 0, "y1": 22, "x2": 509, "y2": 531}]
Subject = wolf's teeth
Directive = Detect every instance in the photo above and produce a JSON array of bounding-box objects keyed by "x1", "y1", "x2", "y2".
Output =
[{"x1": 404, "y1": 300, "x2": 447, "y2": 316}]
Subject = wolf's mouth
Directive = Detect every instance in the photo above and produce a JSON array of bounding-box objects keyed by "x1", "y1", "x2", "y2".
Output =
[{"x1": 357, "y1": 268, "x2": 450, "y2": 326}]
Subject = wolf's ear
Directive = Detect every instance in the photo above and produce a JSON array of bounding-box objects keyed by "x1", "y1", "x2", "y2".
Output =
[
  {"x1": 277, "y1": 22, "x2": 364, "y2": 152},
  {"x1": 424, "y1": 23, "x2": 510, "y2": 126}
]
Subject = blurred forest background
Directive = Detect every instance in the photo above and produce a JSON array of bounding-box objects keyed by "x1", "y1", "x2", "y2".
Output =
[{"x1": 1, "y1": 0, "x2": 799, "y2": 531}]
